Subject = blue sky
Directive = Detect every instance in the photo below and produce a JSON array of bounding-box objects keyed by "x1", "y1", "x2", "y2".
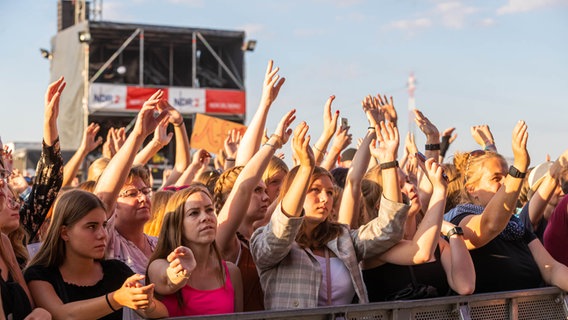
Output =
[{"x1": 1, "y1": 0, "x2": 567, "y2": 166}]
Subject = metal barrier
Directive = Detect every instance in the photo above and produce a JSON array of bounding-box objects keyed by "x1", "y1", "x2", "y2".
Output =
[{"x1": 175, "y1": 287, "x2": 568, "y2": 320}]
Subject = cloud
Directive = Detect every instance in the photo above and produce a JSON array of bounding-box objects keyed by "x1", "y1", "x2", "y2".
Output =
[
  {"x1": 434, "y1": 1, "x2": 478, "y2": 29},
  {"x1": 479, "y1": 18, "x2": 496, "y2": 27},
  {"x1": 388, "y1": 18, "x2": 433, "y2": 32},
  {"x1": 497, "y1": 0, "x2": 568, "y2": 15}
]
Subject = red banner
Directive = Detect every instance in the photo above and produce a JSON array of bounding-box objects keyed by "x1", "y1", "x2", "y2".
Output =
[
  {"x1": 205, "y1": 89, "x2": 246, "y2": 115},
  {"x1": 126, "y1": 87, "x2": 168, "y2": 110}
]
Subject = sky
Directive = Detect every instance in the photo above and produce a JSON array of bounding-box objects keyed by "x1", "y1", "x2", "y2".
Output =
[{"x1": 1, "y1": 0, "x2": 567, "y2": 167}]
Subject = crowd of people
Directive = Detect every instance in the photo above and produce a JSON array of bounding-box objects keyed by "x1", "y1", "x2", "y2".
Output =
[{"x1": 1, "y1": 60, "x2": 568, "y2": 319}]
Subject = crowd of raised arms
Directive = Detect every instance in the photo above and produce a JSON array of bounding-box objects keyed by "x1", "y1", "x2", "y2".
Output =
[{"x1": 1, "y1": 60, "x2": 568, "y2": 319}]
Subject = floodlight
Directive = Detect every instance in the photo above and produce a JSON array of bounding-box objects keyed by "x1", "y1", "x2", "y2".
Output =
[
  {"x1": 78, "y1": 31, "x2": 92, "y2": 43},
  {"x1": 242, "y1": 40, "x2": 257, "y2": 52}
]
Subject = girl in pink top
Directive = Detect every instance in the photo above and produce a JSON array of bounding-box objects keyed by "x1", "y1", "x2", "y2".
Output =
[{"x1": 147, "y1": 184, "x2": 243, "y2": 316}]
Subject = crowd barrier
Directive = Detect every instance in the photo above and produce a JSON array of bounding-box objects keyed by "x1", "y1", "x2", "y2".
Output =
[{"x1": 174, "y1": 287, "x2": 568, "y2": 320}]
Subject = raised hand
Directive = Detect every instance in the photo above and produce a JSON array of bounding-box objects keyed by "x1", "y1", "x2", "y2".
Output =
[
  {"x1": 511, "y1": 120, "x2": 529, "y2": 172},
  {"x1": 471, "y1": 125, "x2": 496, "y2": 151},
  {"x1": 370, "y1": 121, "x2": 399, "y2": 163},
  {"x1": 376, "y1": 94, "x2": 397, "y2": 126},
  {"x1": 44, "y1": 76, "x2": 66, "y2": 146},
  {"x1": 272, "y1": 109, "x2": 296, "y2": 148},
  {"x1": 292, "y1": 122, "x2": 314, "y2": 167},
  {"x1": 224, "y1": 129, "x2": 242, "y2": 160},
  {"x1": 362, "y1": 95, "x2": 384, "y2": 128},
  {"x1": 112, "y1": 127, "x2": 126, "y2": 154},
  {"x1": 413, "y1": 109, "x2": 439, "y2": 139},
  {"x1": 166, "y1": 246, "x2": 196, "y2": 285},
  {"x1": 419, "y1": 158, "x2": 448, "y2": 190},
  {"x1": 82, "y1": 123, "x2": 103, "y2": 153},
  {"x1": 405, "y1": 132, "x2": 418, "y2": 156},
  {"x1": 322, "y1": 95, "x2": 339, "y2": 140},
  {"x1": 260, "y1": 60, "x2": 286, "y2": 108},
  {"x1": 158, "y1": 99, "x2": 184, "y2": 126},
  {"x1": 132, "y1": 90, "x2": 167, "y2": 138},
  {"x1": 151, "y1": 117, "x2": 173, "y2": 147}
]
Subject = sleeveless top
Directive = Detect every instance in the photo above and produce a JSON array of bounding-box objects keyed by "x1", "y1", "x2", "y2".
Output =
[
  {"x1": 161, "y1": 260, "x2": 235, "y2": 317},
  {"x1": 0, "y1": 273, "x2": 33, "y2": 319},
  {"x1": 236, "y1": 232, "x2": 264, "y2": 311}
]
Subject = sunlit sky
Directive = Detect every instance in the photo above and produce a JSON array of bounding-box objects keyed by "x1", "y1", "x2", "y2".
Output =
[{"x1": 1, "y1": 0, "x2": 567, "y2": 167}]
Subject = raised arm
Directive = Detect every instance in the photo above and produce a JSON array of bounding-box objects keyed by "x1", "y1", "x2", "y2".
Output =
[
  {"x1": 527, "y1": 149, "x2": 568, "y2": 229},
  {"x1": 148, "y1": 246, "x2": 196, "y2": 295},
  {"x1": 133, "y1": 117, "x2": 172, "y2": 166},
  {"x1": 94, "y1": 90, "x2": 167, "y2": 218},
  {"x1": 216, "y1": 110, "x2": 295, "y2": 262},
  {"x1": 223, "y1": 129, "x2": 242, "y2": 170},
  {"x1": 460, "y1": 121, "x2": 530, "y2": 249},
  {"x1": 158, "y1": 99, "x2": 191, "y2": 183},
  {"x1": 20, "y1": 78, "x2": 65, "y2": 241},
  {"x1": 471, "y1": 125, "x2": 497, "y2": 152},
  {"x1": 439, "y1": 127, "x2": 457, "y2": 163},
  {"x1": 337, "y1": 96, "x2": 381, "y2": 227},
  {"x1": 365, "y1": 157, "x2": 447, "y2": 267},
  {"x1": 172, "y1": 149, "x2": 210, "y2": 188},
  {"x1": 236, "y1": 60, "x2": 285, "y2": 166},
  {"x1": 63, "y1": 123, "x2": 102, "y2": 187},
  {"x1": 312, "y1": 96, "x2": 339, "y2": 165},
  {"x1": 320, "y1": 125, "x2": 352, "y2": 171}
]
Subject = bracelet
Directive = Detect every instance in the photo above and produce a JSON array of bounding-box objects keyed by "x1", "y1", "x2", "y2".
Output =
[
  {"x1": 313, "y1": 144, "x2": 326, "y2": 153},
  {"x1": 225, "y1": 158, "x2": 235, "y2": 162},
  {"x1": 173, "y1": 121, "x2": 184, "y2": 127},
  {"x1": 425, "y1": 143, "x2": 441, "y2": 151},
  {"x1": 367, "y1": 126, "x2": 375, "y2": 131},
  {"x1": 105, "y1": 293, "x2": 118, "y2": 312},
  {"x1": 484, "y1": 143, "x2": 495, "y2": 151},
  {"x1": 269, "y1": 134, "x2": 283, "y2": 149},
  {"x1": 263, "y1": 142, "x2": 276, "y2": 149},
  {"x1": 379, "y1": 160, "x2": 399, "y2": 170}
]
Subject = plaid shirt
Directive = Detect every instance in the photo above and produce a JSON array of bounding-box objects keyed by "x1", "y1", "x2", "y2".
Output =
[{"x1": 251, "y1": 195, "x2": 409, "y2": 310}]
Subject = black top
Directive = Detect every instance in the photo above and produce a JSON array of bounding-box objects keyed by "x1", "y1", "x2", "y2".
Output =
[
  {"x1": 519, "y1": 200, "x2": 547, "y2": 242},
  {"x1": 363, "y1": 245, "x2": 450, "y2": 301},
  {"x1": 24, "y1": 259, "x2": 134, "y2": 320},
  {"x1": 451, "y1": 213, "x2": 543, "y2": 293},
  {"x1": 0, "y1": 272, "x2": 33, "y2": 319}
]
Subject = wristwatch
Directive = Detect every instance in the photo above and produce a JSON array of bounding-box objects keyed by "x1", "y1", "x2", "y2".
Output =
[
  {"x1": 508, "y1": 165, "x2": 526, "y2": 179},
  {"x1": 446, "y1": 226, "x2": 464, "y2": 238}
]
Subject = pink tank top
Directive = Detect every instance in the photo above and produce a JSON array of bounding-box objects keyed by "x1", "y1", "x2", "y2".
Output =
[{"x1": 161, "y1": 261, "x2": 235, "y2": 317}]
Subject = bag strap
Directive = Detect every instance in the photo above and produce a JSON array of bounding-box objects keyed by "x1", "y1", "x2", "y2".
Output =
[{"x1": 325, "y1": 247, "x2": 332, "y2": 306}]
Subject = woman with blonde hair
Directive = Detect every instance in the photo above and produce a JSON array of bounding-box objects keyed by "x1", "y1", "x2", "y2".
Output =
[
  {"x1": 444, "y1": 121, "x2": 568, "y2": 293},
  {"x1": 147, "y1": 184, "x2": 242, "y2": 316}
]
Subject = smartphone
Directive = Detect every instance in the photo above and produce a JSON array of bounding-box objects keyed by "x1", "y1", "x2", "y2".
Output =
[
  {"x1": 341, "y1": 117, "x2": 349, "y2": 130},
  {"x1": 415, "y1": 152, "x2": 426, "y2": 162},
  {"x1": 415, "y1": 152, "x2": 449, "y2": 182}
]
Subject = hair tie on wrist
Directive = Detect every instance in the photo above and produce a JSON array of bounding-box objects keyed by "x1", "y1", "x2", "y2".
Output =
[
  {"x1": 313, "y1": 145, "x2": 326, "y2": 153},
  {"x1": 105, "y1": 293, "x2": 118, "y2": 312},
  {"x1": 425, "y1": 143, "x2": 441, "y2": 151}
]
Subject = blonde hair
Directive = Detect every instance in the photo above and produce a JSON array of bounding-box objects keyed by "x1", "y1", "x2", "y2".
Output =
[
  {"x1": 144, "y1": 190, "x2": 174, "y2": 236},
  {"x1": 454, "y1": 150, "x2": 507, "y2": 204},
  {"x1": 213, "y1": 166, "x2": 243, "y2": 215},
  {"x1": 262, "y1": 156, "x2": 288, "y2": 185},
  {"x1": 87, "y1": 157, "x2": 110, "y2": 182},
  {"x1": 359, "y1": 165, "x2": 384, "y2": 227}
]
